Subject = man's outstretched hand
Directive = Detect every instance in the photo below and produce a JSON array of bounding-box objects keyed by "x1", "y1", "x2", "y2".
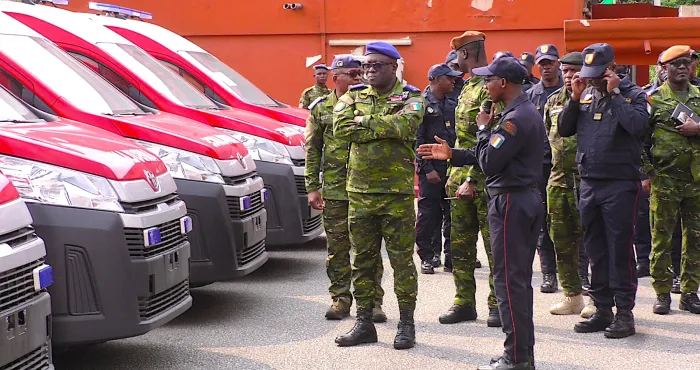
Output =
[{"x1": 417, "y1": 136, "x2": 452, "y2": 160}]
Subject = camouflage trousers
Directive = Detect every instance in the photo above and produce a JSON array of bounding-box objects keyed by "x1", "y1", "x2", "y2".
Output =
[
  {"x1": 547, "y1": 185, "x2": 584, "y2": 296},
  {"x1": 348, "y1": 192, "x2": 418, "y2": 310},
  {"x1": 323, "y1": 199, "x2": 385, "y2": 306},
  {"x1": 650, "y1": 176, "x2": 700, "y2": 294},
  {"x1": 447, "y1": 182, "x2": 497, "y2": 309}
]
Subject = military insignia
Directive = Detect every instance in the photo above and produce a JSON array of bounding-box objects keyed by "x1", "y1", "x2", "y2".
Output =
[
  {"x1": 537, "y1": 106, "x2": 542, "y2": 111},
  {"x1": 593, "y1": 112, "x2": 602, "y2": 121},
  {"x1": 541, "y1": 45, "x2": 549, "y2": 53},
  {"x1": 521, "y1": 54, "x2": 528, "y2": 61},
  {"x1": 446, "y1": 121, "x2": 451, "y2": 127},
  {"x1": 410, "y1": 102, "x2": 422, "y2": 111},
  {"x1": 502, "y1": 121, "x2": 517, "y2": 136},
  {"x1": 390, "y1": 95, "x2": 403, "y2": 102},
  {"x1": 427, "y1": 107, "x2": 434, "y2": 114},
  {"x1": 490, "y1": 133, "x2": 505, "y2": 149},
  {"x1": 359, "y1": 92, "x2": 368, "y2": 99},
  {"x1": 402, "y1": 91, "x2": 410, "y2": 100},
  {"x1": 334, "y1": 101, "x2": 346, "y2": 112},
  {"x1": 337, "y1": 60, "x2": 344, "y2": 67},
  {"x1": 585, "y1": 53, "x2": 594, "y2": 65}
]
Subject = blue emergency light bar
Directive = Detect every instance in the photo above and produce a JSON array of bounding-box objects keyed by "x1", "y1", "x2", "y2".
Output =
[{"x1": 88, "y1": 2, "x2": 153, "y2": 20}]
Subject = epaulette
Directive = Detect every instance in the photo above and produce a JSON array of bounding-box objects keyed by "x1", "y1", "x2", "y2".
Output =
[
  {"x1": 308, "y1": 96, "x2": 327, "y2": 111},
  {"x1": 403, "y1": 84, "x2": 421, "y2": 93},
  {"x1": 646, "y1": 86, "x2": 660, "y2": 96},
  {"x1": 349, "y1": 84, "x2": 367, "y2": 91}
]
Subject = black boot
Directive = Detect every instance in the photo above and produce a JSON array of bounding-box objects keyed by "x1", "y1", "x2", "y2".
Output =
[
  {"x1": 421, "y1": 260, "x2": 434, "y2": 274},
  {"x1": 487, "y1": 307, "x2": 502, "y2": 327},
  {"x1": 394, "y1": 310, "x2": 415, "y2": 350},
  {"x1": 478, "y1": 356, "x2": 532, "y2": 370},
  {"x1": 636, "y1": 262, "x2": 650, "y2": 278},
  {"x1": 574, "y1": 307, "x2": 614, "y2": 333},
  {"x1": 540, "y1": 273, "x2": 558, "y2": 293},
  {"x1": 605, "y1": 310, "x2": 635, "y2": 339},
  {"x1": 438, "y1": 304, "x2": 477, "y2": 324},
  {"x1": 652, "y1": 293, "x2": 671, "y2": 315},
  {"x1": 431, "y1": 255, "x2": 442, "y2": 268},
  {"x1": 680, "y1": 292, "x2": 700, "y2": 314},
  {"x1": 335, "y1": 308, "x2": 378, "y2": 346}
]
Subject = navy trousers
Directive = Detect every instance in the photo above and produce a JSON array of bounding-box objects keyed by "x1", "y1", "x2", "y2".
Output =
[{"x1": 416, "y1": 173, "x2": 451, "y2": 263}]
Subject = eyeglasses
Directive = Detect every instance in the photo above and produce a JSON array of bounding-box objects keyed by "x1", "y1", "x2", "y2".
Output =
[
  {"x1": 667, "y1": 58, "x2": 693, "y2": 68},
  {"x1": 336, "y1": 70, "x2": 363, "y2": 78},
  {"x1": 361, "y1": 62, "x2": 394, "y2": 71}
]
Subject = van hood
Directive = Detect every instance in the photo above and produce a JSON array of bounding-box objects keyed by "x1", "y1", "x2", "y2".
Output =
[
  {"x1": 267, "y1": 105, "x2": 309, "y2": 127},
  {"x1": 207, "y1": 107, "x2": 304, "y2": 146},
  {"x1": 0, "y1": 117, "x2": 168, "y2": 182},
  {"x1": 0, "y1": 171, "x2": 19, "y2": 205}
]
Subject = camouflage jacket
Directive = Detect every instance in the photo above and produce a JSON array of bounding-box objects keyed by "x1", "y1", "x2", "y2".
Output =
[
  {"x1": 645, "y1": 82, "x2": 700, "y2": 181},
  {"x1": 299, "y1": 85, "x2": 331, "y2": 110},
  {"x1": 304, "y1": 91, "x2": 350, "y2": 200},
  {"x1": 333, "y1": 80, "x2": 425, "y2": 194},
  {"x1": 544, "y1": 87, "x2": 579, "y2": 188}
]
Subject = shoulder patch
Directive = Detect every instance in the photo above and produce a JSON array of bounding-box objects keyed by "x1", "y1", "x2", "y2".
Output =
[
  {"x1": 646, "y1": 87, "x2": 660, "y2": 96},
  {"x1": 349, "y1": 84, "x2": 367, "y2": 91},
  {"x1": 308, "y1": 96, "x2": 327, "y2": 111},
  {"x1": 490, "y1": 133, "x2": 506, "y2": 149},
  {"x1": 501, "y1": 121, "x2": 517, "y2": 136},
  {"x1": 403, "y1": 84, "x2": 421, "y2": 93}
]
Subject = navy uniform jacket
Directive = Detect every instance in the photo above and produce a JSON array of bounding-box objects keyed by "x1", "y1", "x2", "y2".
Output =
[
  {"x1": 527, "y1": 80, "x2": 562, "y2": 166},
  {"x1": 416, "y1": 90, "x2": 457, "y2": 177},
  {"x1": 423, "y1": 78, "x2": 465, "y2": 102},
  {"x1": 558, "y1": 75, "x2": 649, "y2": 180},
  {"x1": 691, "y1": 76, "x2": 700, "y2": 87},
  {"x1": 450, "y1": 94, "x2": 544, "y2": 189},
  {"x1": 521, "y1": 75, "x2": 540, "y2": 93}
]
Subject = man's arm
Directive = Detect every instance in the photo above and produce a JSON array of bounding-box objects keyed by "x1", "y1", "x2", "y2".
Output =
[
  {"x1": 333, "y1": 92, "x2": 380, "y2": 143},
  {"x1": 415, "y1": 118, "x2": 434, "y2": 174},
  {"x1": 450, "y1": 147, "x2": 478, "y2": 167},
  {"x1": 558, "y1": 99, "x2": 580, "y2": 137},
  {"x1": 304, "y1": 107, "x2": 324, "y2": 193},
  {"x1": 299, "y1": 90, "x2": 310, "y2": 110},
  {"x1": 475, "y1": 119, "x2": 526, "y2": 177},
  {"x1": 612, "y1": 93, "x2": 650, "y2": 136},
  {"x1": 358, "y1": 95, "x2": 425, "y2": 142},
  {"x1": 641, "y1": 105, "x2": 657, "y2": 177}
]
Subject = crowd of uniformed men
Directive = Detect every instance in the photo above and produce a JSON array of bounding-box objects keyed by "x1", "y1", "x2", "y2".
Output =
[{"x1": 301, "y1": 29, "x2": 700, "y2": 370}]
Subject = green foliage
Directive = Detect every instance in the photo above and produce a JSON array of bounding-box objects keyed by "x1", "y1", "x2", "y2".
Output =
[{"x1": 614, "y1": 0, "x2": 700, "y2": 6}]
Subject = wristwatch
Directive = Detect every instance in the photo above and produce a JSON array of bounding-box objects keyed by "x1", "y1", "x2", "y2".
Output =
[
  {"x1": 478, "y1": 124, "x2": 488, "y2": 131},
  {"x1": 610, "y1": 87, "x2": 621, "y2": 97},
  {"x1": 466, "y1": 176, "x2": 477, "y2": 184}
]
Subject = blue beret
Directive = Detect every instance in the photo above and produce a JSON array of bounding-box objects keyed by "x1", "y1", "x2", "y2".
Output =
[
  {"x1": 472, "y1": 56, "x2": 528, "y2": 84},
  {"x1": 313, "y1": 64, "x2": 329, "y2": 70},
  {"x1": 365, "y1": 41, "x2": 401, "y2": 60},
  {"x1": 331, "y1": 56, "x2": 361, "y2": 69}
]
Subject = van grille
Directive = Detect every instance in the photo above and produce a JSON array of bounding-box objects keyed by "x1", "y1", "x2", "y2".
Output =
[
  {"x1": 226, "y1": 191, "x2": 264, "y2": 220},
  {"x1": 120, "y1": 193, "x2": 181, "y2": 214},
  {"x1": 223, "y1": 171, "x2": 258, "y2": 186},
  {"x1": 0, "y1": 259, "x2": 45, "y2": 313},
  {"x1": 294, "y1": 175, "x2": 307, "y2": 195},
  {"x1": 138, "y1": 279, "x2": 189, "y2": 321},
  {"x1": 0, "y1": 343, "x2": 50, "y2": 370},
  {"x1": 291, "y1": 159, "x2": 305, "y2": 167},
  {"x1": 125, "y1": 219, "x2": 187, "y2": 258},
  {"x1": 303, "y1": 214, "x2": 322, "y2": 234},
  {"x1": 0, "y1": 226, "x2": 39, "y2": 249},
  {"x1": 236, "y1": 240, "x2": 265, "y2": 267}
]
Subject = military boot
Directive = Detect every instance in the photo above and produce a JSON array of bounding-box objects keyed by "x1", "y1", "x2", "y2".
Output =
[
  {"x1": 540, "y1": 273, "x2": 558, "y2": 293},
  {"x1": 335, "y1": 308, "x2": 378, "y2": 347},
  {"x1": 574, "y1": 307, "x2": 614, "y2": 333},
  {"x1": 487, "y1": 307, "x2": 502, "y2": 327},
  {"x1": 652, "y1": 293, "x2": 671, "y2": 315},
  {"x1": 478, "y1": 356, "x2": 533, "y2": 370},
  {"x1": 679, "y1": 292, "x2": 700, "y2": 314},
  {"x1": 549, "y1": 294, "x2": 584, "y2": 315},
  {"x1": 439, "y1": 304, "x2": 477, "y2": 324},
  {"x1": 604, "y1": 310, "x2": 635, "y2": 339},
  {"x1": 580, "y1": 297, "x2": 596, "y2": 318},
  {"x1": 372, "y1": 305, "x2": 388, "y2": 323},
  {"x1": 393, "y1": 309, "x2": 416, "y2": 350},
  {"x1": 325, "y1": 299, "x2": 351, "y2": 320}
]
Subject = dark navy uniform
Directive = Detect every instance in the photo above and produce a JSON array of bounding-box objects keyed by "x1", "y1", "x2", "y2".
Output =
[
  {"x1": 558, "y1": 44, "x2": 648, "y2": 336},
  {"x1": 416, "y1": 88, "x2": 457, "y2": 267},
  {"x1": 450, "y1": 57, "x2": 544, "y2": 369}
]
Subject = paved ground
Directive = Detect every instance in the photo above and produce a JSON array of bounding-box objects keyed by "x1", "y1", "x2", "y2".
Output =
[{"x1": 55, "y1": 235, "x2": 699, "y2": 370}]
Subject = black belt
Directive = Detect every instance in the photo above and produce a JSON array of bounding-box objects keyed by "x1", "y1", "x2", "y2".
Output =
[{"x1": 486, "y1": 185, "x2": 537, "y2": 198}]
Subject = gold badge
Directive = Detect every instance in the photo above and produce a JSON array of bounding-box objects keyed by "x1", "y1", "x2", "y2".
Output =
[
  {"x1": 541, "y1": 45, "x2": 549, "y2": 53},
  {"x1": 625, "y1": 98, "x2": 632, "y2": 103},
  {"x1": 446, "y1": 121, "x2": 451, "y2": 127},
  {"x1": 537, "y1": 106, "x2": 542, "y2": 111},
  {"x1": 337, "y1": 60, "x2": 344, "y2": 67},
  {"x1": 585, "y1": 53, "x2": 594, "y2": 65},
  {"x1": 521, "y1": 54, "x2": 528, "y2": 61},
  {"x1": 593, "y1": 112, "x2": 603, "y2": 121},
  {"x1": 359, "y1": 92, "x2": 368, "y2": 99}
]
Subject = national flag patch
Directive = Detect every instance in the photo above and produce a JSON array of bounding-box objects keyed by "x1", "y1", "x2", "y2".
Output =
[
  {"x1": 490, "y1": 133, "x2": 505, "y2": 149},
  {"x1": 410, "y1": 102, "x2": 422, "y2": 111},
  {"x1": 646, "y1": 94, "x2": 653, "y2": 114}
]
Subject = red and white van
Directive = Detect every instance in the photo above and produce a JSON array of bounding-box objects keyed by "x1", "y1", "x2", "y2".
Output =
[
  {"x1": 0, "y1": 172, "x2": 54, "y2": 368},
  {"x1": 0, "y1": 84, "x2": 192, "y2": 347},
  {"x1": 0, "y1": 9, "x2": 268, "y2": 287},
  {"x1": 1, "y1": 1, "x2": 324, "y2": 246}
]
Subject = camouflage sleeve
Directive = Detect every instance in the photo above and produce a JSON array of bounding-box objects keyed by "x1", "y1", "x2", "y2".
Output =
[
  {"x1": 333, "y1": 92, "x2": 378, "y2": 143},
  {"x1": 543, "y1": 99, "x2": 553, "y2": 136},
  {"x1": 299, "y1": 91, "x2": 310, "y2": 109},
  {"x1": 641, "y1": 104, "x2": 656, "y2": 177},
  {"x1": 360, "y1": 95, "x2": 425, "y2": 142},
  {"x1": 304, "y1": 107, "x2": 324, "y2": 193}
]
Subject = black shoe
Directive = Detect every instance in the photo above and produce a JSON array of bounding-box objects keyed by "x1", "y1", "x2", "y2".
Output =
[
  {"x1": 605, "y1": 310, "x2": 635, "y2": 339},
  {"x1": 439, "y1": 304, "x2": 477, "y2": 324},
  {"x1": 478, "y1": 356, "x2": 532, "y2": 370},
  {"x1": 487, "y1": 307, "x2": 502, "y2": 327},
  {"x1": 636, "y1": 263, "x2": 650, "y2": 278},
  {"x1": 679, "y1": 293, "x2": 700, "y2": 314},
  {"x1": 393, "y1": 310, "x2": 415, "y2": 350},
  {"x1": 672, "y1": 275, "x2": 681, "y2": 294},
  {"x1": 574, "y1": 308, "x2": 614, "y2": 333},
  {"x1": 431, "y1": 256, "x2": 441, "y2": 268},
  {"x1": 421, "y1": 261, "x2": 434, "y2": 274},
  {"x1": 540, "y1": 273, "x2": 558, "y2": 293},
  {"x1": 653, "y1": 293, "x2": 671, "y2": 315},
  {"x1": 580, "y1": 275, "x2": 591, "y2": 296},
  {"x1": 335, "y1": 308, "x2": 378, "y2": 346},
  {"x1": 475, "y1": 258, "x2": 482, "y2": 268}
]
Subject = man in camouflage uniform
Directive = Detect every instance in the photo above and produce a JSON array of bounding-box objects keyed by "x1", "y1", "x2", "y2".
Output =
[
  {"x1": 543, "y1": 52, "x2": 587, "y2": 316},
  {"x1": 333, "y1": 42, "x2": 423, "y2": 349},
  {"x1": 439, "y1": 31, "x2": 500, "y2": 328},
  {"x1": 299, "y1": 64, "x2": 331, "y2": 109},
  {"x1": 305, "y1": 56, "x2": 387, "y2": 322},
  {"x1": 644, "y1": 45, "x2": 700, "y2": 315}
]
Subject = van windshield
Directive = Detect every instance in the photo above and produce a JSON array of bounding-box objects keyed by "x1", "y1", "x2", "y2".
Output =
[
  {"x1": 0, "y1": 87, "x2": 41, "y2": 123},
  {"x1": 0, "y1": 35, "x2": 144, "y2": 116},
  {"x1": 180, "y1": 51, "x2": 280, "y2": 107},
  {"x1": 98, "y1": 43, "x2": 218, "y2": 110}
]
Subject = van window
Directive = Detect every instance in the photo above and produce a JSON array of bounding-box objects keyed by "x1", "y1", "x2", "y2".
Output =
[
  {"x1": 158, "y1": 59, "x2": 227, "y2": 105},
  {"x1": 0, "y1": 69, "x2": 56, "y2": 115}
]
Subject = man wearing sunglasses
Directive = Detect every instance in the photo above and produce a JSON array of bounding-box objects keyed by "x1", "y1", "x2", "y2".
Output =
[
  {"x1": 305, "y1": 56, "x2": 387, "y2": 323},
  {"x1": 418, "y1": 56, "x2": 545, "y2": 370},
  {"x1": 299, "y1": 64, "x2": 331, "y2": 110},
  {"x1": 558, "y1": 43, "x2": 648, "y2": 339},
  {"x1": 333, "y1": 41, "x2": 424, "y2": 350},
  {"x1": 644, "y1": 45, "x2": 700, "y2": 316}
]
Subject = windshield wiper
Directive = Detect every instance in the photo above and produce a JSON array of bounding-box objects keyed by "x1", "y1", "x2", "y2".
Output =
[
  {"x1": 0, "y1": 119, "x2": 43, "y2": 123},
  {"x1": 103, "y1": 112, "x2": 151, "y2": 117}
]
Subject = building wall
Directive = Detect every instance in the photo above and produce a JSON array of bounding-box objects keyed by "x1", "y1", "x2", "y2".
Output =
[{"x1": 67, "y1": 0, "x2": 584, "y2": 105}]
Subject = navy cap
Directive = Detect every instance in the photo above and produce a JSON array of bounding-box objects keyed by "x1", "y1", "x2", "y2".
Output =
[
  {"x1": 493, "y1": 51, "x2": 514, "y2": 61},
  {"x1": 519, "y1": 52, "x2": 535, "y2": 67},
  {"x1": 581, "y1": 43, "x2": 614, "y2": 78},
  {"x1": 472, "y1": 56, "x2": 528, "y2": 84},
  {"x1": 428, "y1": 63, "x2": 463, "y2": 80},
  {"x1": 331, "y1": 56, "x2": 361, "y2": 69},
  {"x1": 535, "y1": 44, "x2": 559, "y2": 64},
  {"x1": 313, "y1": 64, "x2": 329, "y2": 70},
  {"x1": 445, "y1": 50, "x2": 458, "y2": 64},
  {"x1": 365, "y1": 41, "x2": 401, "y2": 60}
]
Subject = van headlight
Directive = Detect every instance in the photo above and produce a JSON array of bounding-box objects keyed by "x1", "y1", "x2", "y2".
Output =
[
  {"x1": 216, "y1": 129, "x2": 293, "y2": 165},
  {"x1": 0, "y1": 155, "x2": 123, "y2": 212},
  {"x1": 134, "y1": 140, "x2": 224, "y2": 184}
]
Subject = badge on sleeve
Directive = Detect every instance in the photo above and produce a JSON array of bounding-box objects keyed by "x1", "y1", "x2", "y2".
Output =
[
  {"x1": 446, "y1": 121, "x2": 452, "y2": 127},
  {"x1": 359, "y1": 92, "x2": 368, "y2": 99},
  {"x1": 334, "y1": 101, "x2": 347, "y2": 112},
  {"x1": 502, "y1": 121, "x2": 517, "y2": 136},
  {"x1": 410, "y1": 102, "x2": 422, "y2": 111},
  {"x1": 490, "y1": 133, "x2": 505, "y2": 149},
  {"x1": 593, "y1": 112, "x2": 603, "y2": 121}
]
